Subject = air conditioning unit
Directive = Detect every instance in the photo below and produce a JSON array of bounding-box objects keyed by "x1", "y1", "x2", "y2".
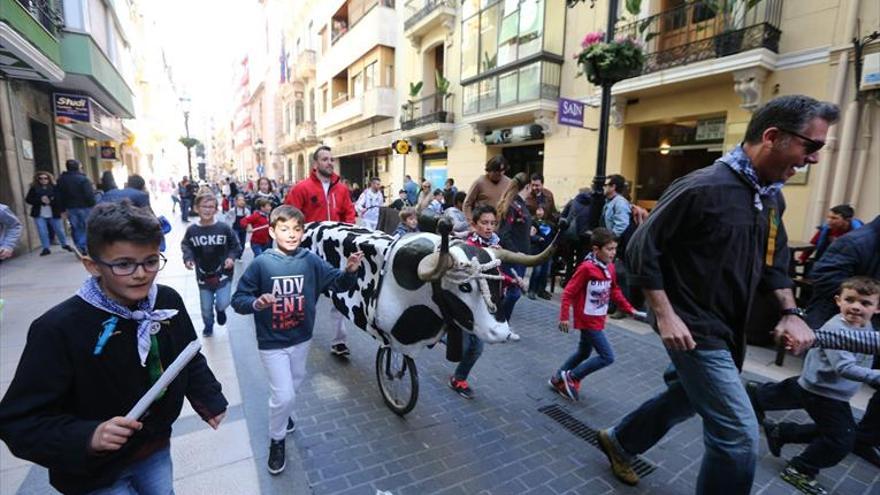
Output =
[{"x1": 860, "y1": 52, "x2": 880, "y2": 92}]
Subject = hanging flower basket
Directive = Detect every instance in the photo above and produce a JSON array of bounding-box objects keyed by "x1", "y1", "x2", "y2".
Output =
[{"x1": 575, "y1": 31, "x2": 645, "y2": 86}]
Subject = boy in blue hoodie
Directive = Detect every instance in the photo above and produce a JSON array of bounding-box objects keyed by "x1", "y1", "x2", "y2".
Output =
[{"x1": 232, "y1": 205, "x2": 362, "y2": 475}]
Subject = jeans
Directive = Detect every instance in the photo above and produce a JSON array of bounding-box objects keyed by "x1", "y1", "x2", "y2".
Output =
[
  {"x1": 501, "y1": 263, "x2": 526, "y2": 321},
  {"x1": 610, "y1": 349, "x2": 759, "y2": 495},
  {"x1": 252, "y1": 242, "x2": 271, "y2": 257},
  {"x1": 259, "y1": 340, "x2": 311, "y2": 440},
  {"x1": 34, "y1": 217, "x2": 68, "y2": 249},
  {"x1": 199, "y1": 283, "x2": 232, "y2": 330},
  {"x1": 180, "y1": 198, "x2": 191, "y2": 222},
  {"x1": 754, "y1": 376, "x2": 856, "y2": 476},
  {"x1": 67, "y1": 207, "x2": 91, "y2": 252},
  {"x1": 233, "y1": 229, "x2": 246, "y2": 258},
  {"x1": 527, "y1": 260, "x2": 551, "y2": 295},
  {"x1": 453, "y1": 333, "x2": 484, "y2": 381},
  {"x1": 87, "y1": 447, "x2": 174, "y2": 495},
  {"x1": 558, "y1": 330, "x2": 615, "y2": 381}
]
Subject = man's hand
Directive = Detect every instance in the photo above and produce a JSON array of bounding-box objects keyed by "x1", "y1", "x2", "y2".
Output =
[
  {"x1": 184, "y1": 260, "x2": 195, "y2": 270},
  {"x1": 558, "y1": 321, "x2": 570, "y2": 333},
  {"x1": 774, "y1": 315, "x2": 815, "y2": 355},
  {"x1": 89, "y1": 417, "x2": 142, "y2": 453},
  {"x1": 657, "y1": 311, "x2": 696, "y2": 351},
  {"x1": 253, "y1": 293, "x2": 276, "y2": 311},
  {"x1": 206, "y1": 411, "x2": 226, "y2": 430},
  {"x1": 0, "y1": 247, "x2": 13, "y2": 260},
  {"x1": 223, "y1": 258, "x2": 234, "y2": 270},
  {"x1": 345, "y1": 251, "x2": 364, "y2": 272}
]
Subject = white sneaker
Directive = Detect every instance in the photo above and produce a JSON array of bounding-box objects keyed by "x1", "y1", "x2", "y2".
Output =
[{"x1": 509, "y1": 332, "x2": 521, "y2": 342}]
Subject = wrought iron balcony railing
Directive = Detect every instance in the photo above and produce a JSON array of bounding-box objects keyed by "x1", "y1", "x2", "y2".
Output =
[
  {"x1": 401, "y1": 92, "x2": 454, "y2": 130},
  {"x1": 404, "y1": 0, "x2": 455, "y2": 32},
  {"x1": 16, "y1": 0, "x2": 64, "y2": 35},
  {"x1": 616, "y1": 0, "x2": 782, "y2": 76}
]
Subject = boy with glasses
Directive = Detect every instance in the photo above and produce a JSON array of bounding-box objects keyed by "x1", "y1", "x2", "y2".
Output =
[{"x1": 0, "y1": 201, "x2": 228, "y2": 494}]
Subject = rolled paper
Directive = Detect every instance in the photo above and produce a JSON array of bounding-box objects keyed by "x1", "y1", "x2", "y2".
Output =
[{"x1": 126, "y1": 340, "x2": 202, "y2": 420}]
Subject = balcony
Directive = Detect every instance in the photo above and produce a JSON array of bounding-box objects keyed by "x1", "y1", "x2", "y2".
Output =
[
  {"x1": 295, "y1": 49, "x2": 316, "y2": 81},
  {"x1": 58, "y1": 30, "x2": 135, "y2": 117},
  {"x1": 461, "y1": 58, "x2": 561, "y2": 117},
  {"x1": 0, "y1": 0, "x2": 64, "y2": 81},
  {"x1": 317, "y1": 86, "x2": 397, "y2": 134},
  {"x1": 403, "y1": 0, "x2": 455, "y2": 48},
  {"x1": 616, "y1": 0, "x2": 782, "y2": 76},
  {"x1": 296, "y1": 121, "x2": 318, "y2": 144},
  {"x1": 317, "y1": 4, "x2": 397, "y2": 84}
]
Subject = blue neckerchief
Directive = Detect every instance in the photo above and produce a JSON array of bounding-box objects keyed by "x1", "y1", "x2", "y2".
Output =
[
  {"x1": 719, "y1": 144, "x2": 783, "y2": 211},
  {"x1": 77, "y1": 277, "x2": 178, "y2": 366},
  {"x1": 584, "y1": 252, "x2": 610, "y2": 279}
]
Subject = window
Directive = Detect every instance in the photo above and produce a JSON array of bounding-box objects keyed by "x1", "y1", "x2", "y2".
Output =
[
  {"x1": 295, "y1": 100, "x2": 304, "y2": 125},
  {"x1": 518, "y1": 62, "x2": 540, "y2": 101},
  {"x1": 518, "y1": 0, "x2": 544, "y2": 58},
  {"x1": 352, "y1": 72, "x2": 364, "y2": 98},
  {"x1": 365, "y1": 62, "x2": 376, "y2": 90},
  {"x1": 478, "y1": 78, "x2": 496, "y2": 112},
  {"x1": 479, "y1": 4, "x2": 500, "y2": 72},
  {"x1": 63, "y1": 0, "x2": 85, "y2": 30},
  {"x1": 461, "y1": 16, "x2": 480, "y2": 79},
  {"x1": 386, "y1": 64, "x2": 394, "y2": 87},
  {"x1": 498, "y1": 71, "x2": 518, "y2": 106},
  {"x1": 463, "y1": 84, "x2": 479, "y2": 115},
  {"x1": 322, "y1": 87, "x2": 329, "y2": 113},
  {"x1": 309, "y1": 88, "x2": 316, "y2": 121}
]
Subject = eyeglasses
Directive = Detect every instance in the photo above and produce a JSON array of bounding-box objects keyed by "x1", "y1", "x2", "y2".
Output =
[
  {"x1": 38, "y1": 177, "x2": 50, "y2": 181},
  {"x1": 92, "y1": 254, "x2": 167, "y2": 276},
  {"x1": 778, "y1": 128, "x2": 825, "y2": 155}
]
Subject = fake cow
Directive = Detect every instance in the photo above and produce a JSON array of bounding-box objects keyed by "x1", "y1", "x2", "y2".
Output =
[{"x1": 301, "y1": 218, "x2": 559, "y2": 414}]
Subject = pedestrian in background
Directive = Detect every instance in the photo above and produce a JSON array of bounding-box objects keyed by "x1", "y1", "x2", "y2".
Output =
[
  {"x1": 240, "y1": 198, "x2": 273, "y2": 257},
  {"x1": 249, "y1": 177, "x2": 281, "y2": 211},
  {"x1": 25, "y1": 172, "x2": 73, "y2": 256},
  {"x1": 403, "y1": 175, "x2": 419, "y2": 206},
  {"x1": 56, "y1": 159, "x2": 96, "y2": 255},
  {"x1": 227, "y1": 194, "x2": 250, "y2": 260},
  {"x1": 497, "y1": 172, "x2": 531, "y2": 337},
  {"x1": 390, "y1": 189, "x2": 411, "y2": 210},
  {"x1": 0, "y1": 203, "x2": 22, "y2": 260},
  {"x1": 182, "y1": 192, "x2": 241, "y2": 337},
  {"x1": 799, "y1": 204, "x2": 864, "y2": 269},
  {"x1": 100, "y1": 174, "x2": 151, "y2": 209},
  {"x1": 355, "y1": 177, "x2": 384, "y2": 230},
  {"x1": 526, "y1": 205, "x2": 553, "y2": 299},
  {"x1": 392, "y1": 207, "x2": 419, "y2": 237},
  {"x1": 463, "y1": 156, "x2": 512, "y2": 219}
]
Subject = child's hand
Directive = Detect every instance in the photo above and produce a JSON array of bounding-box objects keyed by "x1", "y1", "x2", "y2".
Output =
[
  {"x1": 89, "y1": 416, "x2": 142, "y2": 453},
  {"x1": 345, "y1": 251, "x2": 364, "y2": 272},
  {"x1": 558, "y1": 321, "x2": 569, "y2": 333},
  {"x1": 184, "y1": 260, "x2": 195, "y2": 270},
  {"x1": 253, "y1": 293, "x2": 276, "y2": 311},
  {"x1": 223, "y1": 258, "x2": 234, "y2": 270},
  {"x1": 207, "y1": 411, "x2": 226, "y2": 430}
]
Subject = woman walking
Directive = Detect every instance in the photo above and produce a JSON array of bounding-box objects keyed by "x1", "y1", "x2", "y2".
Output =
[{"x1": 25, "y1": 172, "x2": 73, "y2": 256}]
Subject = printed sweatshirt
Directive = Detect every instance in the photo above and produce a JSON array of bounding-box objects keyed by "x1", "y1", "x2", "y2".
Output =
[
  {"x1": 560, "y1": 256, "x2": 635, "y2": 331},
  {"x1": 798, "y1": 315, "x2": 880, "y2": 402},
  {"x1": 181, "y1": 221, "x2": 241, "y2": 287},
  {"x1": 231, "y1": 248, "x2": 357, "y2": 350}
]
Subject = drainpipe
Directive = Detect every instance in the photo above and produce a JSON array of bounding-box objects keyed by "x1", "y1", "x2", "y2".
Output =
[
  {"x1": 848, "y1": 102, "x2": 872, "y2": 209},
  {"x1": 829, "y1": 99, "x2": 862, "y2": 207},
  {"x1": 804, "y1": 0, "x2": 860, "y2": 233}
]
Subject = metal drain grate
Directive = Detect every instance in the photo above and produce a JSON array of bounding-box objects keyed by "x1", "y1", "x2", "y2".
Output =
[{"x1": 538, "y1": 404, "x2": 657, "y2": 477}]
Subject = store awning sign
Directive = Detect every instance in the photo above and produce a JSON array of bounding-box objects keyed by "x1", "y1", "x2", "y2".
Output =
[
  {"x1": 53, "y1": 93, "x2": 91, "y2": 124},
  {"x1": 558, "y1": 98, "x2": 585, "y2": 127},
  {"x1": 696, "y1": 117, "x2": 726, "y2": 141}
]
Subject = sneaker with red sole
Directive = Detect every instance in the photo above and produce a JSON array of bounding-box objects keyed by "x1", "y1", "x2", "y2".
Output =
[
  {"x1": 562, "y1": 370, "x2": 580, "y2": 401},
  {"x1": 449, "y1": 376, "x2": 474, "y2": 399},
  {"x1": 549, "y1": 374, "x2": 570, "y2": 400}
]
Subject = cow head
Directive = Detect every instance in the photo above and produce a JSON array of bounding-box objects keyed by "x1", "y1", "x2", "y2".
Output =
[{"x1": 416, "y1": 218, "x2": 559, "y2": 344}]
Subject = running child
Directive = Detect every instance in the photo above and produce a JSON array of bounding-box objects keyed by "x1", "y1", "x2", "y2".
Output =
[
  {"x1": 240, "y1": 197, "x2": 273, "y2": 257},
  {"x1": 227, "y1": 193, "x2": 250, "y2": 260}
]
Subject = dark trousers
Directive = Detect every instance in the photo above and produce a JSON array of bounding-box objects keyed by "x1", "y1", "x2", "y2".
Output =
[
  {"x1": 857, "y1": 355, "x2": 880, "y2": 447},
  {"x1": 755, "y1": 376, "x2": 856, "y2": 476}
]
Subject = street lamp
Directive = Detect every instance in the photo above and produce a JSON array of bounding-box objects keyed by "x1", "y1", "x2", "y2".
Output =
[{"x1": 180, "y1": 96, "x2": 193, "y2": 180}]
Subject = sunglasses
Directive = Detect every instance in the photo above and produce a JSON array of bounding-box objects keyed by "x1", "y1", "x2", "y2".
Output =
[{"x1": 778, "y1": 128, "x2": 825, "y2": 155}]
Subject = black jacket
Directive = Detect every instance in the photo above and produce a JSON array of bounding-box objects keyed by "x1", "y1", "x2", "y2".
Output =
[
  {"x1": 626, "y1": 162, "x2": 792, "y2": 366},
  {"x1": 498, "y1": 195, "x2": 532, "y2": 254},
  {"x1": 0, "y1": 285, "x2": 227, "y2": 494},
  {"x1": 56, "y1": 171, "x2": 96, "y2": 209},
  {"x1": 25, "y1": 185, "x2": 64, "y2": 218},
  {"x1": 806, "y1": 215, "x2": 880, "y2": 330}
]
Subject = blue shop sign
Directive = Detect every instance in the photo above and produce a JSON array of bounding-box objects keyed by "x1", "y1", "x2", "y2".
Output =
[{"x1": 53, "y1": 93, "x2": 91, "y2": 124}]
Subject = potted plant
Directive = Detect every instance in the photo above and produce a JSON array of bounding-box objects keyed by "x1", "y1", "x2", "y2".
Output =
[
  {"x1": 400, "y1": 81, "x2": 423, "y2": 129},
  {"x1": 575, "y1": 31, "x2": 645, "y2": 86},
  {"x1": 434, "y1": 70, "x2": 452, "y2": 123}
]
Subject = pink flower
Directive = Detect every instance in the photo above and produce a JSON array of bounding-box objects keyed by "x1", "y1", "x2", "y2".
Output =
[{"x1": 581, "y1": 31, "x2": 605, "y2": 48}]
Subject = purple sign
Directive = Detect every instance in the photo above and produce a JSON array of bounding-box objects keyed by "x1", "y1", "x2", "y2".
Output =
[{"x1": 558, "y1": 98, "x2": 585, "y2": 127}]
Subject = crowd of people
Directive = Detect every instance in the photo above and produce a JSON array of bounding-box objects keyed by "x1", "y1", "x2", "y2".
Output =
[{"x1": 0, "y1": 95, "x2": 877, "y2": 495}]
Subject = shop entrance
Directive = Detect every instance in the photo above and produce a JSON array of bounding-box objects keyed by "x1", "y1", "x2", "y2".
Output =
[
  {"x1": 29, "y1": 119, "x2": 53, "y2": 173},
  {"x1": 339, "y1": 152, "x2": 388, "y2": 189},
  {"x1": 501, "y1": 143, "x2": 544, "y2": 179}
]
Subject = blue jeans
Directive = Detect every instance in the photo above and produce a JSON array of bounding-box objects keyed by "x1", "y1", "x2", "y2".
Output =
[
  {"x1": 251, "y1": 242, "x2": 271, "y2": 257},
  {"x1": 34, "y1": 217, "x2": 68, "y2": 249},
  {"x1": 610, "y1": 349, "x2": 759, "y2": 495},
  {"x1": 87, "y1": 447, "x2": 174, "y2": 494},
  {"x1": 501, "y1": 263, "x2": 526, "y2": 321},
  {"x1": 180, "y1": 198, "x2": 191, "y2": 222},
  {"x1": 67, "y1": 207, "x2": 91, "y2": 251},
  {"x1": 558, "y1": 330, "x2": 614, "y2": 381},
  {"x1": 233, "y1": 229, "x2": 246, "y2": 258},
  {"x1": 527, "y1": 260, "x2": 551, "y2": 294},
  {"x1": 453, "y1": 333, "x2": 483, "y2": 381},
  {"x1": 199, "y1": 283, "x2": 232, "y2": 330}
]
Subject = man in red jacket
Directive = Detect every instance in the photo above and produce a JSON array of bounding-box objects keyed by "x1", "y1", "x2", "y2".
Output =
[{"x1": 285, "y1": 146, "x2": 357, "y2": 357}]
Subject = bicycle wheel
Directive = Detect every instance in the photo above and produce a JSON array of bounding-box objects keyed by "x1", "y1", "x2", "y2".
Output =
[{"x1": 375, "y1": 346, "x2": 419, "y2": 416}]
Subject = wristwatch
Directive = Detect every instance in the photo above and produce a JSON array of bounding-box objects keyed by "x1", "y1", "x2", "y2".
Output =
[{"x1": 781, "y1": 307, "x2": 807, "y2": 320}]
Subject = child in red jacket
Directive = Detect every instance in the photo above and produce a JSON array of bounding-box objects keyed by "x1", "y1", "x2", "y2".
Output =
[
  {"x1": 240, "y1": 198, "x2": 273, "y2": 257},
  {"x1": 552, "y1": 227, "x2": 644, "y2": 401}
]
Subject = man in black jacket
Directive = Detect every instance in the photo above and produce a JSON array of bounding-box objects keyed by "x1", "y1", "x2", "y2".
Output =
[
  {"x1": 595, "y1": 95, "x2": 839, "y2": 494},
  {"x1": 806, "y1": 215, "x2": 880, "y2": 467},
  {"x1": 56, "y1": 159, "x2": 95, "y2": 254}
]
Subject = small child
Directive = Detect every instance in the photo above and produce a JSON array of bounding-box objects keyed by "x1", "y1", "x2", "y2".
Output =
[
  {"x1": 747, "y1": 276, "x2": 880, "y2": 495},
  {"x1": 0, "y1": 201, "x2": 227, "y2": 494},
  {"x1": 427, "y1": 189, "x2": 444, "y2": 214},
  {"x1": 182, "y1": 192, "x2": 242, "y2": 337},
  {"x1": 231, "y1": 205, "x2": 363, "y2": 475},
  {"x1": 227, "y1": 193, "x2": 250, "y2": 259},
  {"x1": 552, "y1": 227, "x2": 641, "y2": 401},
  {"x1": 393, "y1": 206, "x2": 419, "y2": 237},
  {"x1": 240, "y1": 197, "x2": 273, "y2": 257},
  {"x1": 527, "y1": 206, "x2": 554, "y2": 300},
  {"x1": 443, "y1": 191, "x2": 469, "y2": 238}
]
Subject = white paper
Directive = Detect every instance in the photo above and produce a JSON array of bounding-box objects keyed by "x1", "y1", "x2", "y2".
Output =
[{"x1": 126, "y1": 340, "x2": 202, "y2": 420}]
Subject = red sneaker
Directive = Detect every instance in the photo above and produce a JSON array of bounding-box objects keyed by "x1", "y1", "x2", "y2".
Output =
[
  {"x1": 562, "y1": 371, "x2": 580, "y2": 401},
  {"x1": 449, "y1": 376, "x2": 474, "y2": 399}
]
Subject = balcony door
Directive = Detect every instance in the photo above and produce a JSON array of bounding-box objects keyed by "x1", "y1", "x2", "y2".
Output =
[{"x1": 658, "y1": 0, "x2": 720, "y2": 53}]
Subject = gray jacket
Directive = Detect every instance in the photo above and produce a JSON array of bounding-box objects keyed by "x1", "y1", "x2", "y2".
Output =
[
  {"x1": 799, "y1": 316, "x2": 880, "y2": 402},
  {"x1": 0, "y1": 204, "x2": 22, "y2": 251}
]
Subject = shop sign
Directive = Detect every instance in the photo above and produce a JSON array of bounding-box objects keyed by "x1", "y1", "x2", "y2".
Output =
[
  {"x1": 557, "y1": 98, "x2": 585, "y2": 127},
  {"x1": 53, "y1": 93, "x2": 90, "y2": 124},
  {"x1": 100, "y1": 146, "x2": 117, "y2": 160},
  {"x1": 695, "y1": 117, "x2": 726, "y2": 141}
]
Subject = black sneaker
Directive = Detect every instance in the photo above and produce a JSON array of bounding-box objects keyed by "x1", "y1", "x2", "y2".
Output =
[
  {"x1": 216, "y1": 309, "x2": 227, "y2": 326},
  {"x1": 40, "y1": 248, "x2": 51, "y2": 256},
  {"x1": 780, "y1": 465, "x2": 827, "y2": 495},
  {"x1": 745, "y1": 381, "x2": 765, "y2": 423},
  {"x1": 61, "y1": 245, "x2": 74, "y2": 252},
  {"x1": 202, "y1": 326, "x2": 213, "y2": 337},
  {"x1": 286, "y1": 418, "x2": 296, "y2": 434},
  {"x1": 267, "y1": 439, "x2": 286, "y2": 474},
  {"x1": 762, "y1": 420, "x2": 784, "y2": 457},
  {"x1": 330, "y1": 343, "x2": 351, "y2": 357},
  {"x1": 449, "y1": 376, "x2": 474, "y2": 399}
]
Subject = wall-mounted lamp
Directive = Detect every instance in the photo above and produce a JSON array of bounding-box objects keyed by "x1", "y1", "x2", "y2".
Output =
[{"x1": 659, "y1": 141, "x2": 671, "y2": 155}]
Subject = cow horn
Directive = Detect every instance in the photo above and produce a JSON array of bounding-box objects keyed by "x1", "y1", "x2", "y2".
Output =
[
  {"x1": 418, "y1": 252, "x2": 453, "y2": 281},
  {"x1": 491, "y1": 243, "x2": 555, "y2": 267}
]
